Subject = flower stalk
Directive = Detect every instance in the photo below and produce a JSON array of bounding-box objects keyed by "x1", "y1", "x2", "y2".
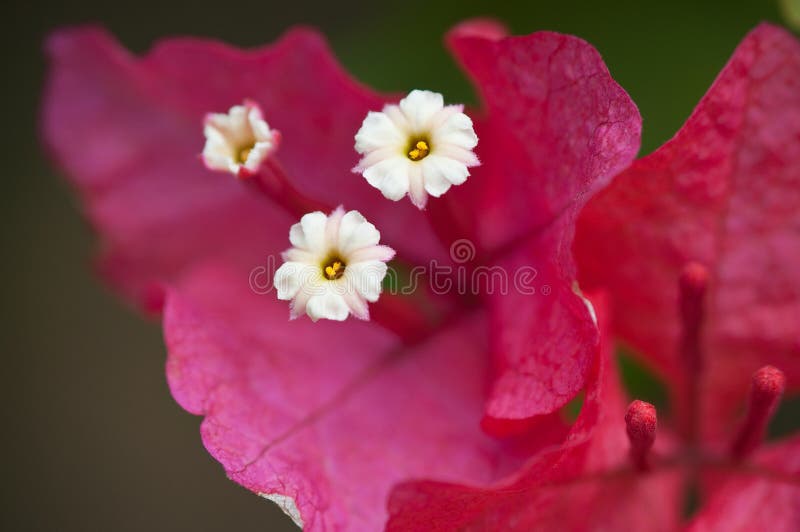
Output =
[{"x1": 678, "y1": 262, "x2": 708, "y2": 443}]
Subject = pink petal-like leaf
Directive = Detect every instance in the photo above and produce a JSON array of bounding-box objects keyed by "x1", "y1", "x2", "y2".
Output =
[
  {"x1": 387, "y1": 296, "x2": 683, "y2": 530},
  {"x1": 575, "y1": 23, "x2": 800, "y2": 439},
  {"x1": 438, "y1": 20, "x2": 641, "y2": 425},
  {"x1": 437, "y1": 19, "x2": 642, "y2": 251},
  {"x1": 42, "y1": 27, "x2": 447, "y2": 309},
  {"x1": 165, "y1": 262, "x2": 541, "y2": 530}
]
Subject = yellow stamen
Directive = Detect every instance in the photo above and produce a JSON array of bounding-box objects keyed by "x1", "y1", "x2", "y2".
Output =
[
  {"x1": 324, "y1": 261, "x2": 345, "y2": 280},
  {"x1": 237, "y1": 146, "x2": 253, "y2": 164},
  {"x1": 407, "y1": 140, "x2": 430, "y2": 161}
]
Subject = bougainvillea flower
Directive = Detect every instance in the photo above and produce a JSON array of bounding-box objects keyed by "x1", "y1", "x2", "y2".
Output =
[
  {"x1": 42, "y1": 19, "x2": 641, "y2": 529},
  {"x1": 273, "y1": 207, "x2": 395, "y2": 321},
  {"x1": 353, "y1": 89, "x2": 480, "y2": 208},
  {"x1": 389, "y1": 23, "x2": 800, "y2": 530},
  {"x1": 202, "y1": 99, "x2": 280, "y2": 178}
]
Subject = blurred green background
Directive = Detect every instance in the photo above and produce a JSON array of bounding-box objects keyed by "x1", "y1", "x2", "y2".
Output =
[{"x1": 1, "y1": 0, "x2": 794, "y2": 530}]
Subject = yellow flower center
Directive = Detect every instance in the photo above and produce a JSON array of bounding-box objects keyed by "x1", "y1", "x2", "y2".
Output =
[
  {"x1": 237, "y1": 145, "x2": 253, "y2": 164},
  {"x1": 407, "y1": 139, "x2": 430, "y2": 161},
  {"x1": 323, "y1": 259, "x2": 346, "y2": 280}
]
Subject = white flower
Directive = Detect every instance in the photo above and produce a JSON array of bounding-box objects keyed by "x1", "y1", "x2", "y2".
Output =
[
  {"x1": 273, "y1": 208, "x2": 395, "y2": 321},
  {"x1": 353, "y1": 89, "x2": 479, "y2": 209},
  {"x1": 202, "y1": 99, "x2": 280, "y2": 178}
]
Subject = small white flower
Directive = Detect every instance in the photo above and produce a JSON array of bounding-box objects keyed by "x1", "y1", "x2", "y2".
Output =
[
  {"x1": 353, "y1": 89, "x2": 479, "y2": 209},
  {"x1": 273, "y1": 207, "x2": 395, "y2": 321},
  {"x1": 202, "y1": 99, "x2": 280, "y2": 178}
]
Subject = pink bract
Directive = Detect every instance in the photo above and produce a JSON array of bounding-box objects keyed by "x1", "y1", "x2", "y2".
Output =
[
  {"x1": 42, "y1": 19, "x2": 642, "y2": 529},
  {"x1": 576, "y1": 23, "x2": 800, "y2": 440},
  {"x1": 387, "y1": 296, "x2": 684, "y2": 531},
  {"x1": 389, "y1": 23, "x2": 800, "y2": 531}
]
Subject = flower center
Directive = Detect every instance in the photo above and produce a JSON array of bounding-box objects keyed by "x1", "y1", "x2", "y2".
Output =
[
  {"x1": 407, "y1": 139, "x2": 430, "y2": 161},
  {"x1": 236, "y1": 144, "x2": 254, "y2": 165},
  {"x1": 323, "y1": 258, "x2": 346, "y2": 280}
]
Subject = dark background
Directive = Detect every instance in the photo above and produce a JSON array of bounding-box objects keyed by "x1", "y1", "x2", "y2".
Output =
[{"x1": 1, "y1": 0, "x2": 795, "y2": 530}]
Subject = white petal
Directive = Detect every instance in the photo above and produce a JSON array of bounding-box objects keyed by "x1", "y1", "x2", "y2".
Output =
[
  {"x1": 406, "y1": 163, "x2": 427, "y2": 208},
  {"x1": 203, "y1": 122, "x2": 228, "y2": 146},
  {"x1": 342, "y1": 291, "x2": 370, "y2": 320},
  {"x1": 383, "y1": 105, "x2": 411, "y2": 133},
  {"x1": 339, "y1": 210, "x2": 380, "y2": 254},
  {"x1": 346, "y1": 261, "x2": 388, "y2": 302},
  {"x1": 288, "y1": 222, "x2": 308, "y2": 249},
  {"x1": 273, "y1": 262, "x2": 306, "y2": 300},
  {"x1": 400, "y1": 90, "x2": 445, "y2": 129},
  {"x1": 434, "y1": 110, "x2": 479, "y2": 150},
  {"x1": 362, "y1": 158, "x2": 410, "y2": 201},
  {"x1": 298, "y1": 211, "x2": 328, "y2": 252},
  {"x1": 433, "y1": 144, "x2": 480, "y2": 167},
  {"x1": 204, "y1": 112, "x2": 233, "y2": 133},
  {"x1": 379, "y1": 164, "x2": 411, "y2": 201},
  {"x1": 290, "y1": 289, "x2": 312, "y2": 319},
  {"x1": 420, "y1": 158, "x2": 453, "y2": 197},
  {"x1": 353, "y1": 147, "x2": 400, "y2": 172},
  {"x1": 426, "y1": 104, "x2": 462, "y2": 130},
  {"x1": 202, "y1": 128, "x2": 235, "y2": 172},
  {"x1": 251, "y1": 118, "x2": 273, "y2": 141},
  {"x1": 242, "y1": 141, "x2": 273, "y2": 173},
  {"x1": 325, "y1": 206, "x2": 346, "y2": 246},
  {"x1": 425, "y1": 155, "x2": 470, "y2": 186},
  {"x1": 283, "y1": 248, "x2": 316, "y2": 263},
  {"x1": 225, "y1": 106, "x2": 253, "y2": 146},
  {"x1": 306, "y1": 290, "x2": 350, "y2": 321},
  {"x1": 354, "y1": 111, "x2": 405, "y2": 154},
  {"x1": 348, "y1": 245, "x2": 395, "y2": 263},
  {"x1": 361, "y1": 156, "x2": 401, "y2": 186},
  {"x1": 246, "y1": 105, "x2": 271, "y2": 140}
]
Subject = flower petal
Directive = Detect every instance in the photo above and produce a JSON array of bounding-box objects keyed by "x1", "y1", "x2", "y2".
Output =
[
  {"x1": 347, "y1": 244, "x2": 396, "y2": 264},
  {"x1": 364, "y1": 159, "x2": 410, "y2": 201},
  {"x1": 431, "y1": 19, "x2": 641, "y2": 425},
  {"x1": 485, "y1": 217, "x2": 600, "y2": 426},
  {"x1": 575, "y1": 23, "x2": 800, "y2": 439},
  {"x1": 399, "y1": 89, "x2": 445, "y2": 129},
  {"x1": 354, "y1": 110, "x2": 405, "y2": 153},
  {"x1": 298, "y1": 211, "x2": 328, "y2": 253},
  {"x1": 165, "y1": 264, "x2": 532, "y2": 531},
  {"x1": 273, "y1": 261, "x2": 307, "y2": 300},
  {"x1": 346, "y1": 260, "x2": 388, "y2": 302},
  {"x1": 338, "y1": 210, "x2": 380, "y2": 254},
  {"x1": 433, "y1": 19, "x2": 642, "y2": 251},
  {"x1": 407, "y1": 163, "x2": 428, "y2": 208},
  {"x1": 306, "y1": 288, "x2": 350, "y2": 321},
  {"x1": 434, "y1": 109, "x2": 479, "y2": 150}
]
